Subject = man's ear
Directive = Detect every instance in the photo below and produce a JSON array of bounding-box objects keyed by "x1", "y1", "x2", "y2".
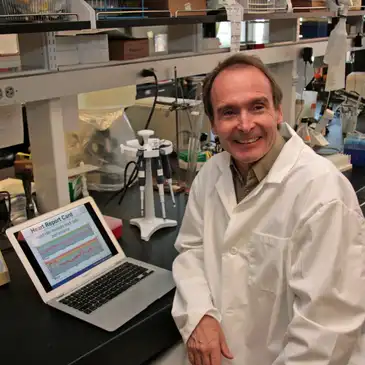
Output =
[
  {"x1": 210, "y1": 119, "x2": 216, "y2": 135},
  {"x1": 276, "y1": 105, "x2": 283, "y2": 125}
]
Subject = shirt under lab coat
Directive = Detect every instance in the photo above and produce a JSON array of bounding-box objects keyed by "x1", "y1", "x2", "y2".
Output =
[{"x1": 172, "y1": 123, "x2": 365, "y2": 365}]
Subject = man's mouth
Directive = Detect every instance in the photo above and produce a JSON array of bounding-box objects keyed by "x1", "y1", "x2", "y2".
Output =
[{"x1": 234, "y1": 137, "x2": 261, "y2": 145}]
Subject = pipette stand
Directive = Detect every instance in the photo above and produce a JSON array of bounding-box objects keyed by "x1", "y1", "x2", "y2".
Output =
[{"x1": 121, "y1": 130, "x2": 177, "y2": 242}]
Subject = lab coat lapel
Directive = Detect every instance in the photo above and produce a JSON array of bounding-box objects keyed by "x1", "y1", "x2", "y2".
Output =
[
  {"x1": 215, "y1": 152, "x2": 236, "y2": 218},
  {"x1": 214, "y1": 124, "x2": 303, "y2": 216},
  {"x1": 233, "y1": 124, "x2": 305, "y2": 209}
]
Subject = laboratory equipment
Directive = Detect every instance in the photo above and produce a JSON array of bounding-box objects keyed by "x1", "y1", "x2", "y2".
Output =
[
  {"x1": 302, "y1": 109, "x2": 333, "y2": 149},
  {"x1": 346, "y1": 72, "x2": 365, "y2": 98},
  {"x1": 120, "y1": 130, "x2": 177, "y2": 242},
  {"x1": 297, "y1": 116, "x2": 329, "y2": 149},
  {"x1": 184, "y1": 83, "x2": 205, "y2": 193},
  {"x1": 136, "y1": 149, "x2": 146, "y2": 217},
  {"x1": 159, "y1": 149, "x2": 176, "y2": 206},
  {"x1": 315, "y1": 109, "x2": 334, "y2": 134},
  {"x1": 341, "y1": 104, "x2": 358, "y2": 135},
  {"x1": 67, "y1": 108, "x2": 136, "y2": 192},
  {"x1": 14, "y1": 156, "x2": 36, "y2": 220},
  {"x1": 298, "y1": 90, "x2": 318, "y2": 121},
  {"x1": 333, "y1": 89, "x2": 365, "y2": 135}
]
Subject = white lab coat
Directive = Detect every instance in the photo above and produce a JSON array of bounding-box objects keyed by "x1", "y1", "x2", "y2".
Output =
[{"x1": 172, "y1": 123, "x2": 365, "y2": 365}]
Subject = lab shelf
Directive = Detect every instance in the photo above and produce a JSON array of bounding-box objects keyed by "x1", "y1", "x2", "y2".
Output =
[
  {"x1": 2, "y1": 34, "x2": 363, "y2": 107},
  {"x1": 0, "y1": 39, "x2": 337, "y2": 105},
  {"x1": 0, "y1": 9, "x2": 362, "y2": 34},
  {"x1": 0, "y1": 20, "x2": 91, "y2": 35},
  {"x1": 95, "y1": 10, "x2": 365, "y2": 29},
  {"x1": 96, "y1": 13, "x2": 227, "y2": 29}
]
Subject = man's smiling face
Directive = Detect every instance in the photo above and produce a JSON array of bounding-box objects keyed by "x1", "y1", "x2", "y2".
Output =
[{"x1": 211, "y1": 64, "x2": 283, "y2": 170}]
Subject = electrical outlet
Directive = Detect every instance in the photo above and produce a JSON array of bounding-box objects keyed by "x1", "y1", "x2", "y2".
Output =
[{"x1": 5, "y1": 86, "x2": 15, "y2": 99}]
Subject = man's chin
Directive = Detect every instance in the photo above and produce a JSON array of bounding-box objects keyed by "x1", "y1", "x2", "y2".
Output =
[
  {"x1": 233, "y1": 154, "x2": 261, "y2": 165},
  {"x1": 229, "y1": 146, "x2": 263, "y2": 165}
]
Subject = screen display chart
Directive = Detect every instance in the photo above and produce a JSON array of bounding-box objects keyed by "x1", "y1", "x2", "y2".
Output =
[{"x1": 21, "y1": 205, "x2": 113, "y2": 289}]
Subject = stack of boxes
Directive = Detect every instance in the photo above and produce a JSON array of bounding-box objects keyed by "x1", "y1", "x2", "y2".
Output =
[{"x1": 56, "y1": 34, "x2": 109, "y2": 67}]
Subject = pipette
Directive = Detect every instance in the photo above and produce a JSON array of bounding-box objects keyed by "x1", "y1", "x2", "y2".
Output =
[
  {"x1": 153, "y1": 155, "x2": 166, "y2": 220},
  {"x1": 160, "y1": 148, "x2": 176, "y2": 207},
  {"x1": 136, "y1": 150, "x2": 145, "y2": 217}
]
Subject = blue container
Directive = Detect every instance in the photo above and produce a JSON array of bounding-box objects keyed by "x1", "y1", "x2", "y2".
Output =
[
  {"x1": 344, "y1": 148, "x2": 365, "y2": 166},
  {"x1": 344, "y1": 135, "x2": 365, "y2": 166}
]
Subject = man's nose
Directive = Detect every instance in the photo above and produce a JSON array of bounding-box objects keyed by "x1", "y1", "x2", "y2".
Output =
[{"x1": 237, "y1": 110, "x2": 254, "y2": 133}]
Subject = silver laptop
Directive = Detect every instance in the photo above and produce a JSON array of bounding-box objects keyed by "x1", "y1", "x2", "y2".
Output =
[{"x1": 6, "y1": 196, "x2": 175, "y2": 332}]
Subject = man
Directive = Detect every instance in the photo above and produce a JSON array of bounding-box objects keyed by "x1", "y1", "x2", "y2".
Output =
[{"x1": 171, "y1": 54, "x2": 365, "y2": 365}]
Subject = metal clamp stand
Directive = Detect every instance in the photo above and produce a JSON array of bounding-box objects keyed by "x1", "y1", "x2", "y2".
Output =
[{"x1": 121, "y1": 130, "x2": 177, "y2": 241}]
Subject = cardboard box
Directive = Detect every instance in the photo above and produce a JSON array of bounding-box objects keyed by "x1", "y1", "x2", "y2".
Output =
[
  {"x1": 77, "y1": 34, "x2": 109, "y2": 64},
  {"x1": 291, "y1": 0, "x2": 326, "y2": 11},
  {"x1": 56, "y1": 34, "x2": 110, "y2": 66},
  {"x1": 56, "y1": 36, "x2": 79, "y2": 66},
  {"x1": 144, "y1": 0, "x2": 207, "y2": 16},
  {"x1": 109, "y1": 38, "x2": 149, "y2": 61}
]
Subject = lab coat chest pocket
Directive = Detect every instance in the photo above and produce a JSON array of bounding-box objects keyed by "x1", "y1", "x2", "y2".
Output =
[{"x1": 245, "y1": 232, "x2": 288, "y2": 293}]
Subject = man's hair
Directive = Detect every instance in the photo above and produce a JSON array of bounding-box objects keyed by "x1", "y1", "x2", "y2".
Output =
[{"x1": 202, "y1": 54, "x2": 283, "y2": 121}]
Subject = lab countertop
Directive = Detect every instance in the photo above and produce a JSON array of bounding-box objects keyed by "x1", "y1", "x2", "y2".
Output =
[
  {"x1": 0, "y1": 187, "x2": 187, "y2": 365},
  {"x1": 1, "y1": 167, "x2": 365, "y2": 365}
]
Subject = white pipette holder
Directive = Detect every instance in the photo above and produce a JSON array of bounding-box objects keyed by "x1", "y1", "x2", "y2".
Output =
[{"x1": 120, "y1": 130, "x2": 177, "y2": 241}]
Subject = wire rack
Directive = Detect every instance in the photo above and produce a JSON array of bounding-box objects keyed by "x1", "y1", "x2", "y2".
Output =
[
  {"x1": 0, "y1": 0, "x2": 73, "y2": 21},
  {"x1": 85, "y1": 0, "x2": 147, "y2": 19},
  {"x1": 239, "y1": 0, "x2": 289, "y2": 13}
]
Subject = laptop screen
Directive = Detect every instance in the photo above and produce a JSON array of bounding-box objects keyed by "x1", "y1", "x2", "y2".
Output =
[{"x1": 14, "y1": 202, "x2": 118, "y2": 292}]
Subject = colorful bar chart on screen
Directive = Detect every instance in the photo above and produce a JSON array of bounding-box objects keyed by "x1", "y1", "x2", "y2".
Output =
[
  {"x1": 37, "y1": 224, "x2": 94, "y2": 260},
  {"x1": 44, "y1": 237, "x2": 104, "y2": 279}
]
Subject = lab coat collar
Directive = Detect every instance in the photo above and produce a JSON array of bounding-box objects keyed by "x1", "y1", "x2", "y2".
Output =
[
  {"x1": 214, "y1": 123, "x2": 305, "y2": 215},
  {"x1": 216, "y1": 123, "x2": 303, "y2": 180},
  {"x1": 265, "y1": 123, "x2": 306, "y2": 184},
  {"x1": 215, "y1": 152, "x2": 237, "y2": 215}
]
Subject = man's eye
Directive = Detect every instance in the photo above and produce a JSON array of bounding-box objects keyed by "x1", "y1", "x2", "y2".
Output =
[
  {"x1": 253, "y1": 104, "x2": 265, "y2": 112},
  {"x1": 222, "y1": 109, "x2": 235, "y2": 117}
]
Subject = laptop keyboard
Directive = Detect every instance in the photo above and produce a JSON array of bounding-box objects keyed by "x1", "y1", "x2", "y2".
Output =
[{"x1": 60, "y1": 262, "x2": 154, "y2": 314}]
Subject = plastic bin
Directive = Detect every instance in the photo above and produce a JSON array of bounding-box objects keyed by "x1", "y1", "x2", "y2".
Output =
[
  {"x1": 344, "y1": 148, "x2": 365, "y2": 167},
  {"x1": 344, "y1": 134, "x2": 365, "y2": 166}
]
